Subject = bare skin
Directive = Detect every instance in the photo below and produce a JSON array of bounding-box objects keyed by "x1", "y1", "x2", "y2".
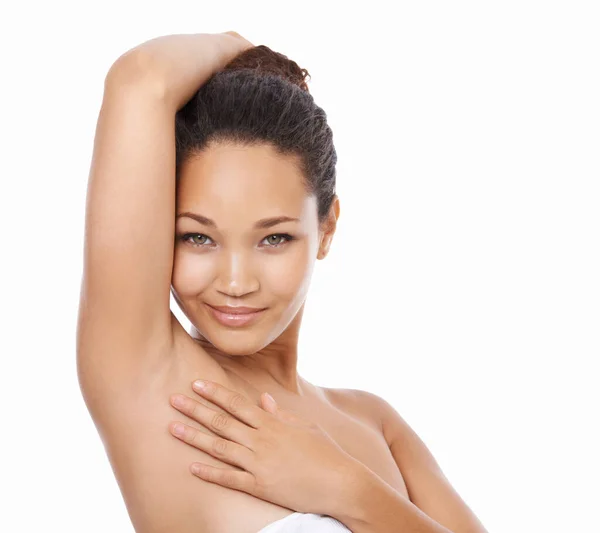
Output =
[
  {"x1": 77, "y1": 36, "x2": 407, "y2": 532},
  {"x1": 83, "y1": 139, "x2": 408, "y2": 532},
  {"x1": 145, "y1": 316, "x2": 408, "y2": 533},
  {"x1": 78, "y1": 33, "x2": 485, "y2": 533}
]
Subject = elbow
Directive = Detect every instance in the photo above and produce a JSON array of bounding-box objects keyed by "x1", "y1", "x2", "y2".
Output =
[{"x1": 104, "y1": 48, "x2": 167, "y2": 101}]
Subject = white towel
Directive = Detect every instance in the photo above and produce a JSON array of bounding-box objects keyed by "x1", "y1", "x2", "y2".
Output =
[{"x1": 256, "y1": 512, "x2": 351, "y2": 532}]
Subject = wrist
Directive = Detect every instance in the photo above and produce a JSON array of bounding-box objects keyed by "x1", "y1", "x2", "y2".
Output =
[{"x1": 326, "y1": 458, "x2": 373, "y2": 520}]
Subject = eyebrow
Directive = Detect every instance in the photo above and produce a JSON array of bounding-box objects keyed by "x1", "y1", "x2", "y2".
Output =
[{"x1": 176, "y1": 212, "x2": 300, "y2": 230}]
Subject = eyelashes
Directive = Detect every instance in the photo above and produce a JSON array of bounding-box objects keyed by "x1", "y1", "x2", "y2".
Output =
[
  {"x1": 262, "y1": 233, "x2": 295, "y2": 247},
  {"x1": 178, "y1": 233, "x2": 296, "y2": 249}
]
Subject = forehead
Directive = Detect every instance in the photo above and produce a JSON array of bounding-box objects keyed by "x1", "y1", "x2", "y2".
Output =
[{"x1": 177, "y1": 142, "x2": 315, "y2": 220}]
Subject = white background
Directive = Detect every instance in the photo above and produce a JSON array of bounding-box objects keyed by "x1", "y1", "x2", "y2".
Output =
[{"x1": 1, "y1": 1, "x2": 598, "y2": 532}]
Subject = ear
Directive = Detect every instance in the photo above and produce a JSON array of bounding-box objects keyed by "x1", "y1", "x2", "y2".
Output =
[{"x1": 317, "y1": 195, "x2": 340, "y2": 260}]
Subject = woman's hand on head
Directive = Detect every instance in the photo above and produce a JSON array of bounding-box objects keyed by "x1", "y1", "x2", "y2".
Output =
[
  {"x1": 168, "y1": 380, "x2": 358, "y2": 515},
  {"x1": 222, "y1": 31, "x2": 255, "y2": 51}
]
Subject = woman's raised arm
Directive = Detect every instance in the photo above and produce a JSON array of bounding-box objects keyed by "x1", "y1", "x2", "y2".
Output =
[
  {"x1": 76, "y1": 33, "x2": 253, "y2": 397},
  {"x1": 113, "y1": 32, "x2": 254, "y2": 110}
]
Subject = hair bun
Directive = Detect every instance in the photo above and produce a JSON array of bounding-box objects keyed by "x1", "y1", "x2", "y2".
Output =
[{"x1": 222, "y1": 45, "x2": 311, "y2": 93}]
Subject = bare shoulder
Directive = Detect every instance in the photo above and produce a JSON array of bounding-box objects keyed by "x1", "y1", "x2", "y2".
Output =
[
  {"x1": 321, "y1": 386, "x2": 392, "y2": 438},
  {"x1": 326, "y1": 387, "x2": 490, "y2": 533},
  {"x1": 322, "y1": 386, "x2": 416, "y2": 447}
]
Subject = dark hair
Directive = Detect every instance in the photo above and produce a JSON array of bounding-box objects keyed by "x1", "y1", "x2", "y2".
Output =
[{"x1": 174, "y1": 45, "x2": 337, "y2": 223}]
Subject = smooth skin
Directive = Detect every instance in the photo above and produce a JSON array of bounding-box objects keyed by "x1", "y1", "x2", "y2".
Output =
[
  {"x1": 77, "y1": 32, "x2": 487, "y2": 533},
  {"x1": 168, "y1": 378, "x2": 358, "y2": 516}
]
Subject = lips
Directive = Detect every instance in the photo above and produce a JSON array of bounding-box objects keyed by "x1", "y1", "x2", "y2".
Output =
[
  {"x1": 205, "y1": 304, "x2": 267, "y2": 327},
  {"x1": 209, "y1": 305, "x2": 266, "y2": 315}
]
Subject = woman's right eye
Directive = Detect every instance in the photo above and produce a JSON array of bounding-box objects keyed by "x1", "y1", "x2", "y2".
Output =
[{"x1": 180, "y1": 233, "x2": 213, "y2": 247}]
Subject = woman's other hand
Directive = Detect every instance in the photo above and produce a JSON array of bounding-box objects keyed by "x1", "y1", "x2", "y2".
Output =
[
  {"x1": 222, "y1": 31, "x2": 254, "y2": 51},
  {"x1": 168, "y1": 380, "x2": 359, "y2": 515}
]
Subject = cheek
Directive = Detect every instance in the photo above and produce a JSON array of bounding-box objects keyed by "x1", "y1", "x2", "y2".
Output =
[
  {"x1": 171, "y1": 251, "x2": 215, "y2": 296},
  {"x1": 263, "y1": 243, "x2": 315, "y2": 298},
  {"x1": 171, "y1": 241, "x2": 317, "y2": 299}
]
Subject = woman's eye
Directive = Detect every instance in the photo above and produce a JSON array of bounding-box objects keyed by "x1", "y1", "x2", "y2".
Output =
[
  {"x1": 181, "y1": 233, "x2": 213, "y2": 246},
  {"x1": 262, "y1": 234, "x2": 293, "y2": 247},
  {"x1": 179, "y1": 233, "x2": 293, "y2": 248}
]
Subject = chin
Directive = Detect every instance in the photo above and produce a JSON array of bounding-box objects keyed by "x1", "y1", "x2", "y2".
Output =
[{"x1": 197, "y1": 327, "x2": 269, "y2": 357}]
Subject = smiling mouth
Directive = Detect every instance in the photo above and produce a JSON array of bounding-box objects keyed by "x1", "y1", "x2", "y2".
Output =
[{"x1": 205, "y1": 304, "x2": 267, "y2": 327}]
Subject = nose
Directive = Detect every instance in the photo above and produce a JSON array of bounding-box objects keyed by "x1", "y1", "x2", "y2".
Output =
[{"x1": 215, "y1": 249, "x2": 260, "y2": 298}]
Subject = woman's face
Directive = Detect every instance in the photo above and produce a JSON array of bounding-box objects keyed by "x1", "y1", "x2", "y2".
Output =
[{"x1": 171, "y1": 141, "x2": 332, "y2": 356}]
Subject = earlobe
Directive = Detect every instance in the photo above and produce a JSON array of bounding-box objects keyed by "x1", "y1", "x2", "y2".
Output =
[
  {"x1": 317, "y1": 197, "x2": 339, "y2": 260},
  {"x1": 317, "y1": 237, "x2": 332, "y2": 260}
]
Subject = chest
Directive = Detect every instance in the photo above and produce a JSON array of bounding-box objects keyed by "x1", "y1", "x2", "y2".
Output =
[
  {"x1": 279, "y1": 394, "x2": 409, "y2": 498},
  {"x1": 167, "y1": 351, "x2": 409, "y2": 499},
  {"x1": 101, "y1": 352, "x2": 408, "y2": 532}
]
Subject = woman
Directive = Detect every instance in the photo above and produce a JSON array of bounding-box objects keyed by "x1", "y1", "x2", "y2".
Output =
[{"x1": 77, "y1": 31, "x2": 487, "y2": 533}]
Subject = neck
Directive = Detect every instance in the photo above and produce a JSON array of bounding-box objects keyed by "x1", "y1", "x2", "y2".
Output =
[{"x1": 189, "y1": 309, "x2": 308, "y2": 396}]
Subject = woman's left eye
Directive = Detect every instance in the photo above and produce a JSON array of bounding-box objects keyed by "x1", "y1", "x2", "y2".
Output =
[{"x1": 262, "y1": 234, "x2": 294, "y2": 247}]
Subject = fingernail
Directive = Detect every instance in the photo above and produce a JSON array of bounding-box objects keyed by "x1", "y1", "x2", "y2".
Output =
[
  {"x1": 265, "y1": 393, "x2": 275, "y2": 404},
  {"x1": 172, "y1": 395, "x2": 185, "y2": 408},
  {"x1": 193, "y1": 380, "x2": 208, "y2": 390}
]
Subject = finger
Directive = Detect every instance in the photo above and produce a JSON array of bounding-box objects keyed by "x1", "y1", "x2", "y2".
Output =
[
  {"x1": 265, "y1": 392, "x2": 278, "y2": 410},
  {"x1": 170, "y1": 422, "x2": 254, "y2": 470},
  {"x1": 190, "y1": 462, "x2": 256, "y2": 495},
  {"x1": 191, "y1": 380, "x2": 268, "y2": 429},
  {"x1": 170, "y1": 394, "x2": 254, "y2": 449},
  {"x1": 276, "y1": 409, "x2": 299, "y2": 424},
  {"x1": 260, "y1": 392, "x2": 277, "y2": 414}
]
